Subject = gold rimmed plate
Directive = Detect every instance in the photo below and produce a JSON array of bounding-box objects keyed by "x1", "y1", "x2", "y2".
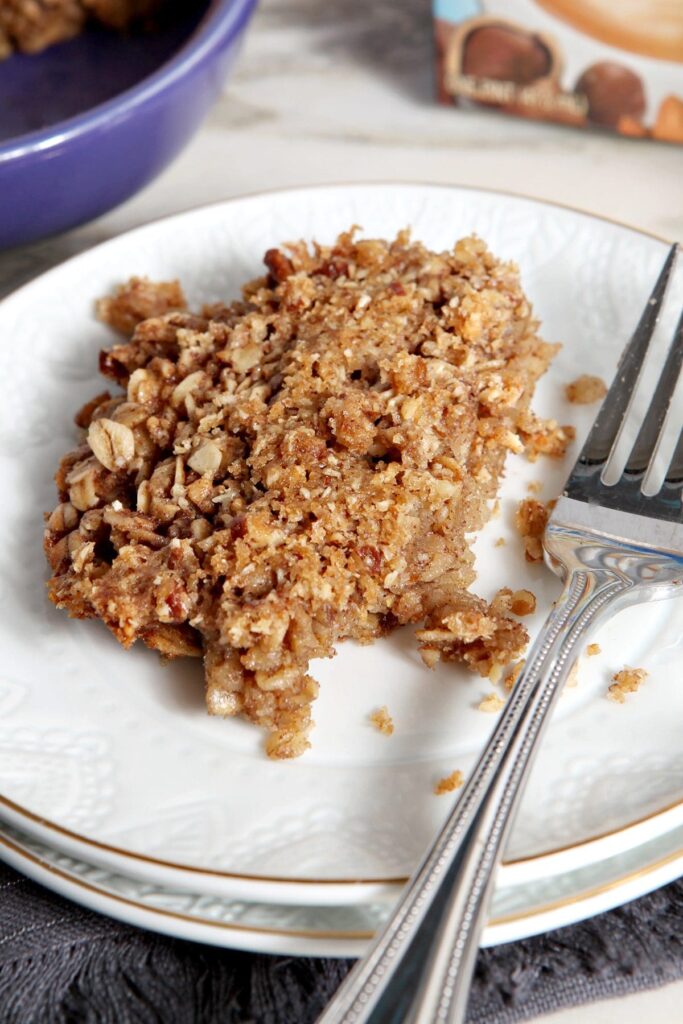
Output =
[
  {"x1": 4, "y1": 813, "x2": 683, "y2": 956},
  {"x1": 0, "y1": 184, "x2": 682, "y2": 913}
]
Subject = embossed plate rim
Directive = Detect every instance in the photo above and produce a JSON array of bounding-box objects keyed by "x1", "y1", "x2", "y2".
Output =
[
  {"x1": 4, "y1": 811, "x2": 683, "y2": 955},
  {"x1": 0, "y1": 182, "x2": 680, "y2": 899}
]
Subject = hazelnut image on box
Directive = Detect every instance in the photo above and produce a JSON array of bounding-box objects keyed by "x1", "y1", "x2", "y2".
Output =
[
  {"x1": 462, "y1": 23, "x2": 553, "y2": 84},
  {"x1": 575, "y1": 61, "x2": 646, "y2": 127}
]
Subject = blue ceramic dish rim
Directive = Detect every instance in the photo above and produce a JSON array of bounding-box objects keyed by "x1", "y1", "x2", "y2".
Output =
[{"x1": 0, "y1": 0, "x2": 255, "y2": 164}]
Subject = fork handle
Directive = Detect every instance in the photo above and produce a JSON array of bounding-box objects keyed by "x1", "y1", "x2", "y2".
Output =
[{"x1": 317, "y1": 567, "x2": 630, "y2": 1024}]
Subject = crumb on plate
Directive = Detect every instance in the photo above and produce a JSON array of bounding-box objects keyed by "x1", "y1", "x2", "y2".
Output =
[
  {"x1": 586, "y1": 643, "x2": 601, "y2": 657},
  {"x1": 515, "y1": 498, "x2": 552, "y2": 563},
  {"x1": 607, "y1": 666, "x2": 648, "y2": 703},
  {"x1": 434, "y1": 769, "x2": 464, "y2": 795},
  {"x1": 479, "y1": 691, "x2": 505, "y2": 713},
  {"x1": 504, "y1": 658, "x2": 526, "y2": 691},
  {"x1": 369, "y1": 706, "x2": 394, "y2": 736},
  {"x1": 566, "y1": 374, "x2": 607, "y2": 405},
  {"x1": 493, "y1": 587, "x2": 537, "y2": 617},
  {"x1": 606, "y1": 667, "x2": 651, "y2": 700},
  {"x1": 518, "y1": 414, "x2": 575, "y2": 462}
]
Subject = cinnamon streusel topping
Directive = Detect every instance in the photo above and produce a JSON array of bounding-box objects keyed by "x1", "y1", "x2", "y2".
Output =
[{"x1": 45, "y1": 230, "x2": 560, "y2": 757}]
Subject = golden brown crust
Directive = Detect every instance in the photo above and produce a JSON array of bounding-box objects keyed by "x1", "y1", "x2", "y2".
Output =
[{"x1": 45, "y1": 230, "x2": 558, "y2": 757}]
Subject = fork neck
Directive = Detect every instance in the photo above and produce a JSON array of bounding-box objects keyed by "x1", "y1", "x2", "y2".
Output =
[{"x1": 546, "y1": 497, "x2": 683, "y2": 604}]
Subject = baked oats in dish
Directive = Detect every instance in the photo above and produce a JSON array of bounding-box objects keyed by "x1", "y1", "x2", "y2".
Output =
[
  {"x1": 0, "y1": 0, "x2": 166, "y2": 57},
  {"x1": 44, "y1": 230, "x2": 572, "y2": 758}
]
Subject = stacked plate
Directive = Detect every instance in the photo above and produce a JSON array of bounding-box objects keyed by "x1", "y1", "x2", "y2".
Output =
[{"x1": 1, "y1": 185, "x2": 682, "y2": 956}]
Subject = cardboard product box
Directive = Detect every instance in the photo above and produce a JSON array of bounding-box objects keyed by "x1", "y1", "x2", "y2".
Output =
[{"x1": 434, "y1": 0, "x2": 683, "y2": 143}]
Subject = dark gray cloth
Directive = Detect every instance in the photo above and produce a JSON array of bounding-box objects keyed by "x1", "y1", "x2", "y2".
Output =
[{"x1": 2, "y1": 859, "x2": 683, "y2": 1023}]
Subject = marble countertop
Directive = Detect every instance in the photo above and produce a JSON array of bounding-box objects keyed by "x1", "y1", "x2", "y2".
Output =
[{"x1": 3, "y1": 1, "x2": 682, "y2": 1020}]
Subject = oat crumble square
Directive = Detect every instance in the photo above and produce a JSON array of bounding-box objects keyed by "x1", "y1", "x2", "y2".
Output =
[{"x1": 45, "y1": 229, "x2": 562, "y2": 758}]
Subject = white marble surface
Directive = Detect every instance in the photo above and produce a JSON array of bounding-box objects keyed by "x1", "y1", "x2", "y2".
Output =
[{"x1": 3, "y1": 1, "x2": 683, "y2": 1020}]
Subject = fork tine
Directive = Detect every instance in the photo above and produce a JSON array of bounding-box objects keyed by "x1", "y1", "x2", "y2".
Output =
[
  {"x1": 575, "y1": 243, "x2": 678, "y2": 470},
  {"x1": 624, "y1": 307, "x2": 683, "y2": 479},
  {"x1": 664, "y1": 429, "x2": 683, "y2": 485}
]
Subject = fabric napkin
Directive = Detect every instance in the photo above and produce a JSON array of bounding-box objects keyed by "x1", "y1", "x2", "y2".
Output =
[{"x1": 2, "y1": 858, "x2": 683, "y2": 1023}]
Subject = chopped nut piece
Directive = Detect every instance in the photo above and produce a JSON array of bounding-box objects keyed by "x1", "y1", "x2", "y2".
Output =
[
  {"x1": 187, "y1": 441, "x2": 222, "y2": 476},
  {"x1": 479, "y1": 692, "x2": 505, "y2": 713},
  {"x1": 420, "y1": 647, "x2": 441, "y2": 669},
  {"x1": 434, "y1": 769, "x2": 464, "y2": 796},
  {"x1": 519, "y1": 411, "x2": 575, "y2": 461},
  {"x1": 488, "y1": 662, "x2": 503, "y2": 684},
  {"x1": 491, "y1": 587, "x2": 513, "y2": 613},
  {"x1": 504, "y1": 659, "x2": 526, "y2": 691},
  {"x1": 230, "y1": 344, "x2": 262, "y2": 373},
  {"x1": 369, "y1": 706, "x2": 394, "y2": 736},
  {"x1": 492, "y1": 587, "x2": 536, "y2": 617},
  {"x1": 515, "y1": 498, "x2": 551, "y2": 563},
  {"x1": 264, "y1": 248, "x2": 295, "y2": 283},
  {"x1": 510, "y1": 589, "x2": 536, "y2": 616},
  {"x1": 171, "y1": 371, "x2": 207, "y2": 409},
  {"x1": 607, "y1": 666, "x2": 648, "y2": 703},
  {"x1": 586, "y1": 643, "x2": 601, "y2": 657},
  {"x1": 566, "y1": 375, "x2": 607, "y2": 405}
]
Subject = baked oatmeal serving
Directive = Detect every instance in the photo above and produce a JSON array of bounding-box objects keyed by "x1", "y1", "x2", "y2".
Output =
[
  {"x1": 0, "y1": 0, "x2": 166, "y2": 58},
  {"x1": 44, "y1": 229, "x2": 570, "y2": 758}
]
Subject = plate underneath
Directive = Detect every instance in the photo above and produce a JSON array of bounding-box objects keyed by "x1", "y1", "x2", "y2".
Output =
[
  {"x1": 3, "y1": 814, "x2": 683, "y2": 957},
  {"x1": 0, "y1": 184, "x2": 681, "y2": 890}
]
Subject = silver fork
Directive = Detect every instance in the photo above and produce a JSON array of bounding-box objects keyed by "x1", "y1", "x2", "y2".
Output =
[{"x1": 318, "y1": 243, "x2": 683, "y2": 1024}]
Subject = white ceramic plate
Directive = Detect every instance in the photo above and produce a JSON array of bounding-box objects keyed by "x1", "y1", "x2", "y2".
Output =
[
  {"x1": 4, "y1": 813, "x2": 683, "y2": 957},
  {"x1": 1, "y1": 184, "x2": 682, "y2": 907}
]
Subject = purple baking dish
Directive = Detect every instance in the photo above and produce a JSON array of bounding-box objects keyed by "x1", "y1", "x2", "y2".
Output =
[{"x1": 0, "y1": 0, "x2": 257, "y2": 249}]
